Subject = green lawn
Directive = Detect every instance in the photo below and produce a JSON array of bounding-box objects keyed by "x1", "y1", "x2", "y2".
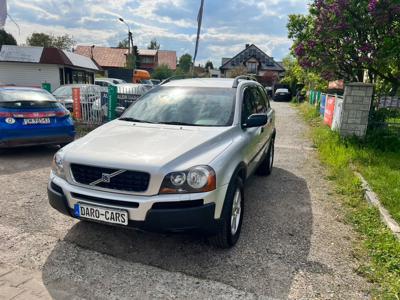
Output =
[{"x1": 297, "y1": 103, "x2": 400, "y2": 298}]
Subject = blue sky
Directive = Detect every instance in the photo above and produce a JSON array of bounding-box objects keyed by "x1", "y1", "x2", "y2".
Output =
[{"x1": 3, "y1": 0, "x2": 309, "y2": 67}]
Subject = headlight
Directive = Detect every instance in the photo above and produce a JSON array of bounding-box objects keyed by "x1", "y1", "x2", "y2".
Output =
[
  {"x1": 51, "y1": 151, "x2": 65, "y2": 179},
  {"x1": 159, "y1": 166, "x2": 216, "y2": 194}
]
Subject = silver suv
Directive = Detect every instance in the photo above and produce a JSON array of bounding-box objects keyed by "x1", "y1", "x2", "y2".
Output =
[{"x1": 48, "y1": 76, "x2": 276, "y2": 248}]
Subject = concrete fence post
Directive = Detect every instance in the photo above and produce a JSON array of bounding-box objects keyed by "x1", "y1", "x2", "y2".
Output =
[{"x1": 338, "y1": 82, "x2": 374, "y2": 137}]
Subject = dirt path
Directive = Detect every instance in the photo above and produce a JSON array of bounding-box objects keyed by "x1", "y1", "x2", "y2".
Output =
[{"x1": 0, "y1": 102, "x2": 370, "y2": 299}]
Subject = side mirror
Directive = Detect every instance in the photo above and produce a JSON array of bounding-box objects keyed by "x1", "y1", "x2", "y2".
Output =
[
  {"x1": 115, "y1": 106, "x2": 126, "y2": 117},
  {"x1": 244, "y1": 113, "x2": 268, "y2": 128}
]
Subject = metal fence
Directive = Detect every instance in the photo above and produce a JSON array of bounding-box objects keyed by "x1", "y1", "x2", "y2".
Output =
[
  {"x1": 72, "y1": 85, "x2": 150, "y2": 126},
  {"x1": 369, "y1": 95, "x2": 400, "y2": 136}
]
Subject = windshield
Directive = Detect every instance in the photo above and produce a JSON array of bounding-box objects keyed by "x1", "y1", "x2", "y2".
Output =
[
  {"x1": 53, "y1": 86, "x2": 72, "y2": 97},
  {"x1": 0, "y1": 89, "x2": 57, "y2": 102},
  {"x1": 122, "y1": 86, "x2": 236, "y2": 126}
]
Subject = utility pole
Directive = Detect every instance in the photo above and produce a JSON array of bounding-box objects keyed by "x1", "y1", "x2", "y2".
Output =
[{"x1": 118, "y1": 17, "x2": 135, "y2": 69}]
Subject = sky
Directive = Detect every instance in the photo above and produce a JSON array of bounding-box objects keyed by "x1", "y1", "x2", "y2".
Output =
[{"x1": 3, "y1": 0, "x2": 309, "y2": 67}]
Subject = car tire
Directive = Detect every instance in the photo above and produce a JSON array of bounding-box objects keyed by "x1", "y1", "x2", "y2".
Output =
[
  {"x1": 256, "y1": 138, "x2": 274, "y2": 176},
  {"x1": 209, "y1": 177, "x2": 244, "y2": 249}
]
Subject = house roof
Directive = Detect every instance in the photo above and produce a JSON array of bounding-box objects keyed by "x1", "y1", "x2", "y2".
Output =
[
  {"x1": 75, "y1": 45, "x2": 128, "y2": 68},
  {"x1": 138, "y1": 49, "x2": 157, "y2": 56},
  {"x1": 220, "y1": 44, "x2": 285, "y2": 72},
  {"x1": 157, "y1": 50, "x2": 176, "y2": 70},
  {"x1": 0, "y1": 45, "x2": 99, "y2": 70}
]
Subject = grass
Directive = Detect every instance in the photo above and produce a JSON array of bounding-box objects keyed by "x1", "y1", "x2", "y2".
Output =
[{"x1": 297, "y1": 103, "x2": 400, "y2": 299}]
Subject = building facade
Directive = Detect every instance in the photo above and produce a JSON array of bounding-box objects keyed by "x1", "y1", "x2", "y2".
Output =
[
  {"x1": 220, "y1": 44, "x2": 285, "y2": 86},
  {"x1": 0, "y1": 45, "x2": 99, "y2": 91},
  {"x1": 75, "y1": 46, "x2": 177, "y2": 80}
]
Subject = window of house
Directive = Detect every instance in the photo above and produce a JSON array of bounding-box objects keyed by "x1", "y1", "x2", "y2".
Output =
[{"x1": 247, "y1": 62, "x2": 257, "y2": 74}]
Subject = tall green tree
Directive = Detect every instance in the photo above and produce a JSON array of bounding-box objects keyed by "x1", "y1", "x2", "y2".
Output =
[
  {"x1": 178, "y1": 53, "x2": 192, "y2": 73},
  {"x1": 147, "y1": 38, "x2": 160, "y2": 50},
  {"x1": 152, "y1": 64, "x2": 173, "y2": 80},
  {"x1": 205, "y1": 60, "x2": 214, "y2": 70},
  {"x1": 0, "y1": 29, "x2": 17, "y2": 47},
  {"x1": 287, "y1": 0, "x2": 400, "y2": 94},
  {"x1": 26, "y1": 33, "x2": 75, "y2": 50},
  {"x1": 117, "y1": 38, "x2": 129, "y2": 49}
]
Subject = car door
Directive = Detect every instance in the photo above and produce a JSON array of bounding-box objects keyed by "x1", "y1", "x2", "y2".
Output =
[{"x1": 241, "y1": 85, "x2": 265, "y2": 174}]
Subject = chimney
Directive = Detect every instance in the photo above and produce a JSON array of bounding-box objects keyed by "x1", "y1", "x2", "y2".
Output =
[{"x1": 245, "y1": 44, "x2": 250, "y2": 49}]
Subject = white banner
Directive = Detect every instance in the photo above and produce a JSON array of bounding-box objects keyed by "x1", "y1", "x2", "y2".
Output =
[{"x1": 0, "y1": 0, "x2": 6, "y2": 28}]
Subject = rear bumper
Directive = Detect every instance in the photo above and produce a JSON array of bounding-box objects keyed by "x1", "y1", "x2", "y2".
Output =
[
  {"x1": 48, "y1": 180, "x2": 222, "y2": 234},
  {"x1": 0, "y1": 135, "x2": 74, "y2": 148}
]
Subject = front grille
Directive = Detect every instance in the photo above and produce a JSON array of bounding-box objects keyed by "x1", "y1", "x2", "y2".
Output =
[{"x1": 70, "y1": 164, "x2": 150, "y2": 192}]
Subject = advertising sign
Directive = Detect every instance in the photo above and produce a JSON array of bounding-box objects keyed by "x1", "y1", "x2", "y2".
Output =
[
  {"x1": 107, "y1": 85, "x2": 117, "y2": 121},
  {"x1": 72, "y1": 88, "x2": 82, "y2": 120},
  {"x1": 324, "y1": 95, "x2": 336, "y2": 127},
  {"x1": 41, "y1": 82, "x2": 51, "y2": 92}
]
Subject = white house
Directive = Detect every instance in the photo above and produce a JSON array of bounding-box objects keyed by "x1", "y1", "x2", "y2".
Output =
[{"x1": 0, "y1": 45, "x2": 99, "y2": 91}]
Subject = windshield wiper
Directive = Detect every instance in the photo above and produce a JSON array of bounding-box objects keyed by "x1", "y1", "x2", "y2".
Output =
[{"x1": 119, "y1": 117, "x2": 154, "y2": 123}]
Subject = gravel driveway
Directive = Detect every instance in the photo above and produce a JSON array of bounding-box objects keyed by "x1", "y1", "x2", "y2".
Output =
[{"x1": 0, "y1": 102, "x2": 370, "y2": 299}]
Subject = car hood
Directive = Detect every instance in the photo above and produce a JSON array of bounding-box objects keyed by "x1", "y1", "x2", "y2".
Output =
[{"x1": 64, "y1": 120, "x2": 234, "y2": 173}]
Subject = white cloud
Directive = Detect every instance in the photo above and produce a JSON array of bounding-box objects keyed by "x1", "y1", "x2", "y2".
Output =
[{"x1": 13, "y1": 2, "x2": 60, "y2": 20}]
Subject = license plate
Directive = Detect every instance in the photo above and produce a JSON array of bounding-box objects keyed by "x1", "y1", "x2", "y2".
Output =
[
  {"x1": 23, "y1": 118, "x2": 50, "y2": 125},
  {"x1": 74, "y1": 203, "x2": 128, "y2": 225}
]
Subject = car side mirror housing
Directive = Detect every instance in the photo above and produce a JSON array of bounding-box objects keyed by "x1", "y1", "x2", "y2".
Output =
[{"x1": 244, "y1": 113, "x2": 268, "y2": 128}]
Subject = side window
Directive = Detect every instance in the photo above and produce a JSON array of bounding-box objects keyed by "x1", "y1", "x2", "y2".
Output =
[
  {"x1": 251, "y1": 86, "x2": 267, "y2": 113},
  {"x1": 258, "y1": 86, "x2": 270, "y2": 109},
  {"x1": 241, "y1": 87, "x2": 256, "y2": 124}
]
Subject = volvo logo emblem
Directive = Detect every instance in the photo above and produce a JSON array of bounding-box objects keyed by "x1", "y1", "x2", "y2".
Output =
[
  {"x1": 89, "y1": 169, "x2": 126, "y2": 186},
  {"x1": 101, "y1": 173, "x2": 111, "y2": 183}
]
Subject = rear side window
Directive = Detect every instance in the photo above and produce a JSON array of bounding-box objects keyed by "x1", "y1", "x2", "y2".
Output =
[
  {"x1": 0, "y1": 101, "x2": 62, "y2": 109},
  {"x1": 0, "y1": 89, "x2": 56, "y2": 102},
  {"x1": 0, "y1": 89, "x2": 60, "y2": 109}
]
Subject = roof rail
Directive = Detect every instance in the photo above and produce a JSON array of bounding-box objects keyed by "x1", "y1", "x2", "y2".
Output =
[
  {"x1": 160, "y1": 75, "x2": 192, "y2": 85},
  {"x1": 232, "y1": 75, "x2": 257, "y2": 88}
]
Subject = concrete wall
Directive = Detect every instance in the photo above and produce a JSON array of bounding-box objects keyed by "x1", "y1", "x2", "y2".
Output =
[
  {"x1": 339, "y1": 82, "x2": 374, "y2": 137},
  {"x1": 0, "y1": 62, "x2": 60, "y2": 91}
]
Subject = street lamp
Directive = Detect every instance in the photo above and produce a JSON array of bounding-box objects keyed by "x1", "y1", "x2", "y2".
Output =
[{"x1": 118, "y1": 17, "x2": 132, "y2": 55}]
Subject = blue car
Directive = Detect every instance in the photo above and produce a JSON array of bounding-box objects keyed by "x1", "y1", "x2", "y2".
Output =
[{"x1": 0, "y1": 87, "x2": 75, "y2": 148}]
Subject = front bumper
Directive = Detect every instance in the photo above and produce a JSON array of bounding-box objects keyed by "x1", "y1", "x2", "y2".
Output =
[{"x1": 48, "y1": 175, "x2": 227, "y2": 234}]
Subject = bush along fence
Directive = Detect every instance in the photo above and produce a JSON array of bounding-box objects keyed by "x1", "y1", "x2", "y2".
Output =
[
  {"x1": 309, "y1": 83, "x2": 375, "y2": 137},
  {"x1": 66, "y1": 85, "x2": 147, "y2": 126}
]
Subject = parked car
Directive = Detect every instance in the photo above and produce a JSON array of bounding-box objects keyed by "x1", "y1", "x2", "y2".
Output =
[
  {"x1": 95, "y1": 78, "x2": 126, "y2": 87},
  {"x1": 53, "y1": 84, "x2": 104, "y2": 112},
  {"x1": 273, "y1": 88, "x2": 292, "y2": 102},
  {"x1": 0, "y1": 87, "x2": 75, "y2": 148},
  {"x1": 47, "y1": 76, "x2": 276, "y2": 248}
]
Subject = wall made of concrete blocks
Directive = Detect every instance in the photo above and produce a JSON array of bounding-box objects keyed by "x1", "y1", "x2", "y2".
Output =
[{"x1": 338, "y1": 83, "x2": 374, "y2": 137}]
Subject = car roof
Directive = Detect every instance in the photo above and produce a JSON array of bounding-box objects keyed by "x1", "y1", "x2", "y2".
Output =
[
  {"x1": 55, "y1": 84, "x2": 98, "y2": 88},
  {"x1": 162, "y1": 78, "x2": 236, "y2": 88},
  {"x1": 0, "y1": 86, "x2": 46, "y2": 92}
]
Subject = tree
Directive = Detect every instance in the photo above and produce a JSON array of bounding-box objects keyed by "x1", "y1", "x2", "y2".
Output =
[
  {"x1": 178, "y1": 53, "x2": 192, "y2": 73},
  {"x1": 0, "y1": 29, "x2": 17, "y2": 47},
  {"x1": 152, "y1": 64, "x2": 173, "y2": 80},
  {"x1": 287, "y1": 0, "x2": 400, "y2": 95},
  {"x1": 147, "y1": 38, "x2": 160, "y2": 50},
  {"x1": 228, "y1": 66, "x2": 247, "y2": 78},
  {"x1": 117, "y1": 38, "x2": 129, "y2": 49},
  {"x1": 205, "y1": 60, "x2": 214, "y2": 70},
  {"x1": 281, "y1": 55, "x2": 327, "y2": 92},
  {"x1": 26, "y1": 33, "x2": 75, "y2": 50}
]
